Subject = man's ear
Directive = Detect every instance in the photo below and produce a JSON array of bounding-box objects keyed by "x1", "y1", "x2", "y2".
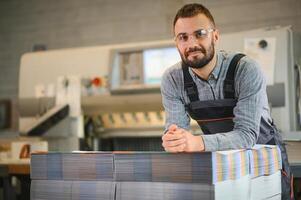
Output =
[{"x1": 213, "y1": 29, "x2": 220, "y2": 44}]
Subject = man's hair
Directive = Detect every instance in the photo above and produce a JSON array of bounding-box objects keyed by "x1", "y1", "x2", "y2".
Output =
[{"x1": 173, "y1": 3, "x2": 215, "y2": 29}]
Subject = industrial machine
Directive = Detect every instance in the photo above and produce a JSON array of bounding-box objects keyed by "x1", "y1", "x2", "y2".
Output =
[{"x1": 18, "y1": 26, "x2": 301, "y2": 151}]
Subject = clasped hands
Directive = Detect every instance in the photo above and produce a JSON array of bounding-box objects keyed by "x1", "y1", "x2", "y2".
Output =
[{"x1": 162, "y1": 124, "x2": 205, "y2": 152}]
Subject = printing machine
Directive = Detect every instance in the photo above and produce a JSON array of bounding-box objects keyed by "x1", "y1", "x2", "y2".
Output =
[
  {"x1": 18, "y1": 40, "x2": 175, "y2": 151},
  {"x1": 18, "y1": 26, "x2": 301, "y2": 152}
]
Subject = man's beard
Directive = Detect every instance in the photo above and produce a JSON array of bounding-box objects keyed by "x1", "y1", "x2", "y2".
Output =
[{"x1": 180, "y1": 41, "x2": 215, "y2": 69}]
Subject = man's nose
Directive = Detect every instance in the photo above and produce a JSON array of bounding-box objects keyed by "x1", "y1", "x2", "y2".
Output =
[
  {"x1": 186, "y1": 34, "x2": 199, "y2": 46},
  {"x1": 185, "y1": 35, "x2": 200, "y2": 48}
]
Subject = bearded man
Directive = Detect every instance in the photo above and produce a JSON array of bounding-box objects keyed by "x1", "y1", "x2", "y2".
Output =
[{"x1": 161, "y1": 3, "x2": 293, "y2": 200}]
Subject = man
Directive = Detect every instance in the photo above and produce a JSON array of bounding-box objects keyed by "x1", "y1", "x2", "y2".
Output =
[{"x1": 161, "y1": 3, "x2": 293, "y2": 199}]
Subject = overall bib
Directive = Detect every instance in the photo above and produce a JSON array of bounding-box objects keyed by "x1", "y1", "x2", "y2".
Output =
[{"x1": 183, "y1": 54, "x2": 293, "y2": 200}]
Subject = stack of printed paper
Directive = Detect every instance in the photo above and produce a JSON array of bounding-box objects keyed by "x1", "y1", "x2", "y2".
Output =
[
  {"x1": 250, "y1": 145, "x2": 282, "y2": 200},
  {"x1": 31, "y1": 152, "x2": 114, "y2": 181},
  {"x1": 31, "y1": 152, "x2": 115, "y2": 200},
  {"x1": 30, "y1": 145, "x2": 282, "y2": 200},
  {"x1": 113, "y1": 150, "x2": 251, "y2": 200},
  {"x1": 31, "y1": 180, "x2": 115, "y2": 200}
]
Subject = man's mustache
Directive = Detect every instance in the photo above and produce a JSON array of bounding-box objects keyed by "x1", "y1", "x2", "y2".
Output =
[{"x1": 185, "y1": 47, "x2": 206, "y2": 56}]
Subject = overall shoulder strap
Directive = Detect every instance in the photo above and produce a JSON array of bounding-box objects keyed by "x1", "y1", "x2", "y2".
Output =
[
  {"x1": 182, "y1": 64, "x2": 199, "y2": 102},
  {"x1": 223, "y1": 53, "x2": 246, "y2": 99}
]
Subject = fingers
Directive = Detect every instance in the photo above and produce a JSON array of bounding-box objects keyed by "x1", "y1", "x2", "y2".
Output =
[
  {"x1": 162, "y1": 125, "x2": 192, "y2": 152},
  {"x1": 162, "y1": 126, "x2": 187, "y2": 152},
  {"x1": 162, "y1": 126, "x2": 204, "y2": 153},
  {"x1": 163, "y1": 143, "x2": 186, "y2": 153},
  {"x1": 162, "y1": 129, "x2": 184, "y2": 141},
  {"x1": 162, "y1": 135, "x2": 186, "y2": 151},
  {"x1": 168, "y1": 124, "x2": 178, "y2": 132},
  {"x1": 162, "y1": 136, "x2": 186, "y2": 148}
]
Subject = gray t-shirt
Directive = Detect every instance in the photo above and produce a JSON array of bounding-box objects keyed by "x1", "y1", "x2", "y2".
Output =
[{"x1": 160, "y1": 50, "x2": 272, "y2": 151}]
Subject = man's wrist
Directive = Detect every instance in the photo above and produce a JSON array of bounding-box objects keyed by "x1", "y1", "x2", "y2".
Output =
[
  {"x1": 199, "y1": 135, "x2": 205, "y2": 151},
  {"x1": 194, "y1": 135, "x2": 205, "y2": 151}
]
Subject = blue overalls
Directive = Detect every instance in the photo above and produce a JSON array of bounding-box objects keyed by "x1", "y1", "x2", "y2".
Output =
[{"x1": 183, "y1": 54, "x2": 293, "y2": 200}]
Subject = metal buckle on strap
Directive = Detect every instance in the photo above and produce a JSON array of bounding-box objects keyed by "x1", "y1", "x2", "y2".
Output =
[
  {"x1": 187, "y1": 87, "x2": 197, "y2": 95},
  {"x1": 184, "y1": 82, "x2": 198, "y2": 96},
  {"x1": 184, "y1": 82, "x2": 195, "y2": 88}
]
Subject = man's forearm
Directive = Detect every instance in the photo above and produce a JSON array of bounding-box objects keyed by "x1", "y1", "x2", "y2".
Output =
[{"x1": 202, "y1": 130, "x2": 256, "y2": 151}]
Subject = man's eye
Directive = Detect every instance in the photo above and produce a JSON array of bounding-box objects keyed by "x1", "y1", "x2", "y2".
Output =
[
  {"x1": 178, "y1": 35, "x2": 188, "y2": 41},
  {"x1": 195, "y1": 30, "x2": 206, "y2": 38}
]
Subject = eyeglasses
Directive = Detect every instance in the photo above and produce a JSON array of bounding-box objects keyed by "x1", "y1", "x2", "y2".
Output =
[{"x1": 174, "y1": 28, "x2": 215, "y2": 44}]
